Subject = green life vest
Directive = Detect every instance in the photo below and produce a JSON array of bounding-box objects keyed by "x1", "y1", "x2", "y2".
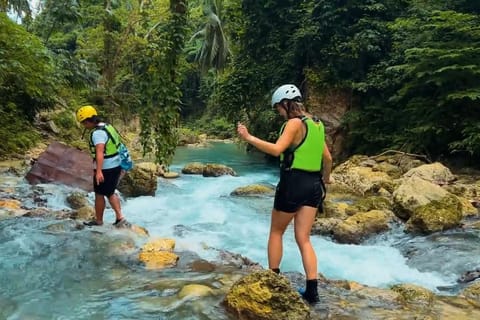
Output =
[
  {"x1": 89, "y1": 124, "x2": 121, "y2": 159},
  {"x1": 279, "y1": 116, "x2": 325, "y2": 172}
]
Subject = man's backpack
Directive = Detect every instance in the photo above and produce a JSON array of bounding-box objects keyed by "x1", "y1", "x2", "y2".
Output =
[{"x1": 94, "y1": 124, "x2": 133, "y2": 171}]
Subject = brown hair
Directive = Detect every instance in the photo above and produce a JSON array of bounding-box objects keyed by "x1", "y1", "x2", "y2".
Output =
[{"x1": 284, "y1": 100, "x2": 304, "y2": 119}]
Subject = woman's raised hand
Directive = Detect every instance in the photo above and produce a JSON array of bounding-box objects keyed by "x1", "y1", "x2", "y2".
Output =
[{"x1": 237, "y1": 122, "x2": 251, "y2": 141}]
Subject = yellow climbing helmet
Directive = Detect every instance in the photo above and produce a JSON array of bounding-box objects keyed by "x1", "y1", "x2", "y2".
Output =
[{"x1": 76, "y1": 105, "x2": 97, "y2": 122}]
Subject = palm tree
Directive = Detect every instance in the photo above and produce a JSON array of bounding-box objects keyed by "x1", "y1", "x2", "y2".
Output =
[
  {"x1": 0, "y1": 0, "x2": 31, "y2": 17},
  {"x1": 190, "y1": 0, "x2": 230, "y2": 73}
]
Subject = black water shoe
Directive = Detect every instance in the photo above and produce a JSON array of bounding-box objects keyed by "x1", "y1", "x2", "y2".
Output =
[{"x1": 83, "y1": 220, "x2": 102, "y2": 226}]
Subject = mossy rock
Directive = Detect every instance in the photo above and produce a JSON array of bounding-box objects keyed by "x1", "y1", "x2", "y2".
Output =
[
  {"x1": 461, "y1": 282, "x2": 480, "y2": 308},
  {"x1": 346, "y1": 196, "x2": 392, "y2": 215},
  {"x1": 230, "y1": 184, "x2": 275, "y2": 197},
  {"x1": 224, "y1": 270, "x2": 310, "y2": 320},
  {"x1": 391, "y1": 284, "x2": 435, "y2": 307},
  {"x1": 406, "y1": 195, "x2": 462, "y2": 234}
]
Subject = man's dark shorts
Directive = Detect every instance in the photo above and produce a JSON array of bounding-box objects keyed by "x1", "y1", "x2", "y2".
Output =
[
  {"x1": 93, "y1": 166, "x2": 121, "y2": 197},
  {"x1": 274, "y1": 169, "x2": 325, "y2": 213}
]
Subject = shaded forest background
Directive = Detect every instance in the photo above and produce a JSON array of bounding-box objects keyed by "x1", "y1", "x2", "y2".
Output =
[{"x1": 1, "y1": 0, "x2": 480, "y2": 167}]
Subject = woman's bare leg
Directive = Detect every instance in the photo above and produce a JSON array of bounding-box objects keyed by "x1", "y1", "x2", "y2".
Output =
[
  {"x1": 293, "y1": 206, "x2": 318, "y2": 279},
  {"x1": 268, "y1": 209, "x2": 294, "y2": 270}
]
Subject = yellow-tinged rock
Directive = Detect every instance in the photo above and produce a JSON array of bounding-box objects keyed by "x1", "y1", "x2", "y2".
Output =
[
  {"x1": 130, "y1": 224, "x2": 149, "y2": 237},
  {"x1": 163, "y1": 171, "x2": 179, "y2": 179},
  {"x1": 348, "y1": 281, "x2": 364, "y2": 291},
  {"x1": 391, "y1": 283, "x2": 435, "y2": 307},
  {"x1": 139, "y1": 251, "x2": 179, "y2": 270},
  {"x1": 141, "y1": 238, "x2": 175, "y2": 252},
  {"x1": 178, "y1": 284, "x2": 214, "y2": 299},
  {"x1": 227, "y1": 281, "x2": 273, "y2": 315},
  {"x1": 0, "y1": 199, "x2": 21, "y2": 209}
]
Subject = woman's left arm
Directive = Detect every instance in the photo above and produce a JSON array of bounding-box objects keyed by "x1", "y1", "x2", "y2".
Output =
[{"x1": 322, "y1": 143, "x2": 333, "y2": 184}]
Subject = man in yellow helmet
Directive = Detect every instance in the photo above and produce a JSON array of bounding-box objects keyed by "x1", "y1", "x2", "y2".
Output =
[{"x1": 76, "y1": 105, "x2": 127, "y2": 227}]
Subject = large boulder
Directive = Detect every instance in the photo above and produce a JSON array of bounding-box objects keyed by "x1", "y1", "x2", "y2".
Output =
[
  {"x1": 403, "y1": 162, "x2": 456, "y2": 185},
  {"x1": 203, "y1": 164, "x2": 237, "y2": 177},
  {"x1": 138, "y1": 238, "x2": 179, "y2": 270},
  {"x1": 331, "y1": 156, "x2": 394, "y2": 196},
  {"x1": 117, "y1": 162, "x2": 157, "y2": 197},
  {"x1": 406, "y1": 195, "x2": 463, "y2": 234},
  {"x1": 332, "y1": 210, "x2": 394, "y2": 244},
  {"x1": 223, "y1": 270, "x2": 310, "y2": 320},
  {"x1": 26, "y1": 142, "x2": 93, "y2": 191},
  {"x1": 393, "y1": 176, "x2": 450, "y2": 220},
  {"x1": 230, "y1": 184, "x2": 275, "y2": 197}
]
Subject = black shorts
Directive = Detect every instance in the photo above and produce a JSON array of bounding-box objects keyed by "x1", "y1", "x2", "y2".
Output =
[
  {"x1": 93, "y1": 166, "x2": 121, "y2": 197},
  {"x1": 273, "y1": 169, "x2": 325, "y2": 213}
]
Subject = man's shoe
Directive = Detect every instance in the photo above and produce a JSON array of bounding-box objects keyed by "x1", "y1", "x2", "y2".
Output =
[
  {"x1": 113, "y1": 218, "x2": 129, "y2": 228},
  {"x1": 83, "y1": 220, "x2": 102, "y2": 226}
]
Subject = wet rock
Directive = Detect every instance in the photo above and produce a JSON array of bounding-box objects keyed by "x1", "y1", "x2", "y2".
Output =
[
  {"x1": 162, "y1": 171, "x2": 179, "y2": 179},
  {"x1": 458, "y1": 268, "x2": 480, "y2": 283},
  {"x1": 406, "y1": 195, "x2": 463, "y2": 234},
  {"x1": 181, "y1": 162, "x2": 205, "y2": 174},
  {"x1": 117, "y1": 162, "x2": 157, "y2": 197},
  {"x1": 25, "y1": 142, "x2": 93, "y2": 191},
  {"x1": 188, "y1": 259, "x2": 216, "y2": 272},
  {"x1": 461, "y1": 281, "x2": 480, "y2": 308},
  {"x1": 71, "y1": 206, "x2": 95, "y2": 221},
  {"x1": 138, "y1": 238, "x2": 179, "y2": 270},
  {"x1": 66, "y1": 191, "x2": 88, "y2": 209},
  {"x1": 0, "y1": 199, "x2": 21, "y2": 209},
  {"x1": 224, "y1": 270, "x2": 310, "y2": 320},
  {"x1": 178, "y1": 284, "x2": 214, "y2": 299},
  {"x1": 345, "y1": 196, "x2": 393, "y2": 216},
  {"x1": 203, "y1": 164, "x2": 237, "y2": 177},
  {"x1": 332, "y1": 210, "x2": 394, "y2": 244},
  {"x1": 391, "y1": 284, "x2": 435, "y2": 307},
  {"x1": 230, "y1": 184, "x2": 275, "y2": 197},
  {"x1": 216, "y1": 249, "x2": 263, "y2": 271},
  {"x1": 393, "y1": 176, "x2": 450, "y2": 220}
]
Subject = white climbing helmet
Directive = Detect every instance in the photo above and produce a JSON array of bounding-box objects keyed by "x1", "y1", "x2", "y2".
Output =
[{"x1": 271, "y1": 84, "x2": 302, "y2": 107}]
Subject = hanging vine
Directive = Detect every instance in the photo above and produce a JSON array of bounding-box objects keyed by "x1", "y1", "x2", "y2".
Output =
[{"x1": 137, "y1": 0, "x2": 188, "y2": 165}]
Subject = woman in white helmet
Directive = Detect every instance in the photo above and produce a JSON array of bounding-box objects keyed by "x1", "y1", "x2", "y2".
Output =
[{"x1": 237, "y1": 84, "x2": 332, "y2": 303}]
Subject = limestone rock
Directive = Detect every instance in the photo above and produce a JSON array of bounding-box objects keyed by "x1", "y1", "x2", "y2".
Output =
[
  {"x1": 224, "y1": 270, "x2": 310, "y2": 320},
  {"x1": 117, "y1": 162, "x2": 157, "y2": 197},
  {"x1": 393, "y1": 176, "x2": 449, "y2": 220},
  {"x1": 332, "y1": 210, "x2": 393, "y2": 244},
  {"x1": 403, "y1": 162, "x2": 456, "y2": 185},
  {"x1": 230, "y1": 184, "x2": 275, "y2": 197},
  {"x1": 203, "y1": 164, "x2": 237, "y2": 177},
  {"x1": 138, "y1": 238, "x2": 178, "y2": 270},
  {"x1": 406, "y1": 195, "x2": 463, "y2": 234},
  {"x1": 66, "y1": 191, "x2": 88, "y2": 209},
  {"x1": 182, "y1": 162, "x2": 205, "y2": 174},
  {"x1": 178, "y1": 284, "x2": 214, "y2": 299}
]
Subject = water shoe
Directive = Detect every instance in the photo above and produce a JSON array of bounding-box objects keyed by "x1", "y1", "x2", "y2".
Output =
[{"x1": 83, "y1": 220, "x2": 102, "y2": 226}]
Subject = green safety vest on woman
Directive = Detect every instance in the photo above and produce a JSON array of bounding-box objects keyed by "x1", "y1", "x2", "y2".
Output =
[{"x1": 279, "y1": 116, "x2": 325, "y2": 172}]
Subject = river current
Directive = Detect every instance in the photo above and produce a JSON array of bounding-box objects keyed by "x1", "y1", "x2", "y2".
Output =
[{"x1": 1, "y1": 141, "x2": 478, "y2": 319}]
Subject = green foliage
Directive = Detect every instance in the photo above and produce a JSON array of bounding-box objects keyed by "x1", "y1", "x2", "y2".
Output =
[
  {"x1": 189, "y1": 116, "x2": 234, "y2": 139},
  {"x1": 190, "y1": 0, "x2": 230, "y2": 73},
  {"x1": 0, "y1": 13, "x2": 57, "y2": 119},
  {"x1": 0, "y1": 103, "x2": 39, "y2": 157},
  {"x1": 136, "y1": 0, "x2": 189, "y2": 165},
  {"x1": 0, "y1": 0, "x2": 30, "y2": 19},
  {"x1": 346, "y1": 8, "x2": 480, "y2": 160}
]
